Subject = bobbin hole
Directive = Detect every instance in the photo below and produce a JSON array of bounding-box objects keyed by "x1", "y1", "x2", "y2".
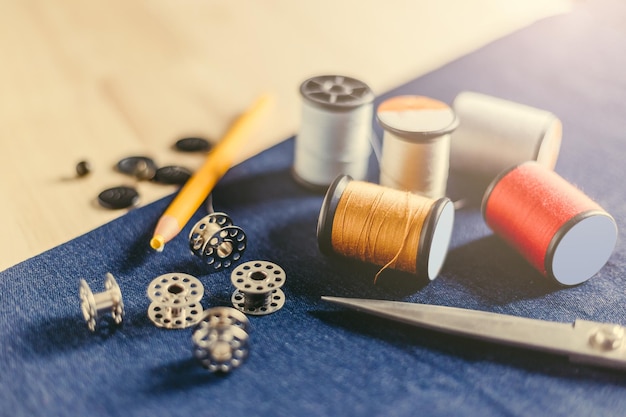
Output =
[
  {"x1": 249, "y1": 271, "x2": 267, "y2": 281},
  {"x1": 168, "y1": 283, "x2": 184, "y2": 295}
]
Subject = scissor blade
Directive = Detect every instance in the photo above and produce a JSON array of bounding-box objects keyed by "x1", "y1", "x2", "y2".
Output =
[{"x1": 321, "y1": 296, "x2": 626, "y2": 370}]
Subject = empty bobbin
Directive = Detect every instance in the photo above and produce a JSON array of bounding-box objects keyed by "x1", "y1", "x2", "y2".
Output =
[
  {"x1": 79, "y1": 273, "x2": 124, "y2": 332},
  {"x1": 147, "y1": 273, "x2": 204, "y2": 329},
  {"x1": 192, "y1": 307, "x2": 250, "y2": 373},
  {"x1": 189, "y1": 212, "x2": 247, "y2": 272},
  {"x1": 230, "y1": 260, "x2": 286, "y2": 315}
]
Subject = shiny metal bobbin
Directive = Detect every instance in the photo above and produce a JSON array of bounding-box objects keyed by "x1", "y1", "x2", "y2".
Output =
[
  {"x1": 189, "y1": 212, "x2": 247, "y2": 272},
  {"x1": 192, "y1": 307, "x2": 250, "y2": 373},
  {"x1": 79, "y1": 273, "x2": 124, "y2": 332},
  {"x1": 147, "y1": 273, "x2": 204, "y2": 329},
  {"x1": 231, "y1": 260, "x2": 286, "y2": 315}
]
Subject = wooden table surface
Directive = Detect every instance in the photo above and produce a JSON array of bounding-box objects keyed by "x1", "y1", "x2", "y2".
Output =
[{"x1": 0, "y1": 1, "x2": 570, "y2": 271}]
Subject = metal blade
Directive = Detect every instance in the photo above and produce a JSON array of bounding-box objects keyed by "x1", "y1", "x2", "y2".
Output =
[{"x1": 321, "y1": 296, "x2": 626, "y2": 370}]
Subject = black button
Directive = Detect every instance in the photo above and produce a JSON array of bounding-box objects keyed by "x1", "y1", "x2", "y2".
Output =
[
  {"x1": 116, "y1": 156, "x2": 157, "y2": 180},
  {"x1": 153, "y1": 166, "x2": 192, "y2": 185},
  {"x1": 175, "y1": 137, "x2": 211, "y2": 152},
  {"x1": 76, "y1": 160, "x2": 91, "y2": 177},
  {"x1": 98, "y1": 186, "x2": 140, "y2": 209}
]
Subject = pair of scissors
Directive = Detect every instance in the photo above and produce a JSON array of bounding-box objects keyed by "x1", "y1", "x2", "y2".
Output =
[{"x1": 321, "y1": 296, "x2": 626, "y2": 371}]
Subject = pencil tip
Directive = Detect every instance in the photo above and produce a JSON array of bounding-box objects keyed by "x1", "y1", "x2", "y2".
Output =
[{"x1": 150, "y1": 235, "x2": 165, "y2": 252}]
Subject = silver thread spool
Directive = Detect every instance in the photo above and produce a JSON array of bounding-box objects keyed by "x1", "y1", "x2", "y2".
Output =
[
  {"x1": 450, "y1": 91, "x2": 562, "y2": 182},
  {"x1": 293, "y1": 75, "x2": 374, "y2": 191},
  {"x1": 377, "y1": 95, "x2": 459, "y2": 199}
]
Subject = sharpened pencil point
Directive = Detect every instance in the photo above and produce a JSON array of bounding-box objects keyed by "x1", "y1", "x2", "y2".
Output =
[{"x1": 150, "y1": 235, "x2": 165, "y2": 251}]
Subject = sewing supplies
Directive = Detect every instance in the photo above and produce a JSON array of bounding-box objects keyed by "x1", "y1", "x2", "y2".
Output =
[
  {"x1": 482, "y1": 162, "x2": 618, "y2": 286},
  {"x1": 317, "y1": 175, "x2": 455, "y2": 281},
  {"x1": 153, "y1": 165, "x2": 192, "y2": 185},
  {"x1": 79, "y1": 273, "x2": 124, "y2": 332},
  {"x1": 293, "y1": 75, "x2": 374, "y2": 190},
  {"x1": 175, "y1": 136, "x2": 212, "y2": 153},
  {"x1": 189, "y1": 212, "x2": 247, "y2": 272},
  {"x1": 376, "y1": 95, "x2": 458, "y2": 199},
  {"x1": 150, "y1": 93, "x2": 274, "y2": 252},
  {"x1": 116, "y1": 156, "x2": 158, "y2": 180},
  {"x1": 97, "y1": 185, "x2": 140, "y2": 210},
  {"x1": 146, "y1": 273, "x2": 205, "y2": 329},
  {"x1": 450, "y1": 91, "x2": 562, "y2": 181},
  {"x1": 230, "y1": 260, "x2": 286, "y2": 315},
  {"x1": 322, "y1": 296, "x2": 626, "y2": 371},
  {"x1": 75, "y1": 160, "x2": 91, "y2": 177},
  {"x1": 192, "y1": 307, "x2": 250, "y2": 373}
]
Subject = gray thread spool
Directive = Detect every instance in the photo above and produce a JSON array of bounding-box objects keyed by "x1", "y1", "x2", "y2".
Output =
[
  {"x1": 293, "y1": 75, "x2": 374, "y2": 191},
  {"x1": 450, "y1": 91, "x2": 562, "y2": 182}
]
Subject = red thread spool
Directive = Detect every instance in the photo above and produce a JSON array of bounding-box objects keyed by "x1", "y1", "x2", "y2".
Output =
[{"x1": 482, "y1": 162, "x2": 618, "y2": 286}]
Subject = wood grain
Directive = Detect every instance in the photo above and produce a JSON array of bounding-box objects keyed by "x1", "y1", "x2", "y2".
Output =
[{"x1": 0, "y1": 0, "x2": 570, "y2": 271}]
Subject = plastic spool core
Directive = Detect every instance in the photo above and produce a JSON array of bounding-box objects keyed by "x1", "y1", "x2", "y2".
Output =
[
  {"x1": 424, "y1": 199, "x2": 455, "y2": 280},
  {"x1": 548, "y1": 212, "x2": 618, "y2": 286}
]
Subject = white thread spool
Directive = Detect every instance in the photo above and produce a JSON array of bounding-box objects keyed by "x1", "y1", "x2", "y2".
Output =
[
  {"x1": 293, "y1": 75, "x2": 374, "y2": 191},
  {"x1": 377, "y1": 96, "x2": 458, "y2": 199},
  {"x1": 450, "y1": 91, "x2": 562, "y2": 180}
]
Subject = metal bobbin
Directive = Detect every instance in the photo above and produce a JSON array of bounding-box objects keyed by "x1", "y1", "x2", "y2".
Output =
[
  {"x1": 189, "y1": 212, "x2": 247, "y2": 272},
  {"x1": 79, "y1": 273, "x2": 124, "y2": 332},
  {"x1": 192, "y1": 307, "x2": 250, "y2": 373},
  {"x1": 230, "y1": 260, "x2": 286, "y2": 315},
  {"x1": 147, "y1": 273, "x2": 204, "y2": 329}
]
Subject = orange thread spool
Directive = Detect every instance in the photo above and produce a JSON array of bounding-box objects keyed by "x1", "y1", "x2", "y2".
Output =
[
  {"x1": 482, "y1": 162, "x2": 618, "y2": 286},
  {"x1": 317, "y1": 175, "x2": 455, "y2": 281}
]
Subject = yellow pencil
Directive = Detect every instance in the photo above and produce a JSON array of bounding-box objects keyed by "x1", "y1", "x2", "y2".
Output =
[{"x1": 150, "y1": 93, "x2": 274, "y2": 251}]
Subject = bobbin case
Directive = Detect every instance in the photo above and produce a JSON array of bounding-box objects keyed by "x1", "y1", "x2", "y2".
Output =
[
  {"x1": 376, "y1": 95, "x2": 458, "y2": 199},
  {"x1": 293, "y1": 75, "x2": 374, "y2": 191},
  {"x1": 317, "y1": 175, "x2": 455, "y2": 280},
  {"x1": 482, "y1": 162, "x2": 618, "y2": 286},
  {"x1": 450, "y1": 91, "x2": 562, "y2": 182}
]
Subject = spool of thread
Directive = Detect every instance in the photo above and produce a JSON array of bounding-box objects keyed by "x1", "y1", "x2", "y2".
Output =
[
  {"x1": 376, "y1": 95, "x2": 458, "y2": 199},
  {"x1": 293, "y1": 75, "x2": 375, "y2": 191},
  {"x1": 482, "y1": 162, "x2": 618, "y2": 286},
  {"x1": 451, "y1": 91, "x2": 562, "y2": 181},
  {"x1": 317, "y1": 175, "x2": 455, "y2": 281}
]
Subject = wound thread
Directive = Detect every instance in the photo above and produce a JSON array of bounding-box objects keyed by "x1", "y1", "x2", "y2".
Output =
[
  {"x1": 318, "y1": 175, "x2": 455, "y2": 281},
  {"x1": 483, "y1": 162, "x2": 618, "y2": 286},
  {"x1": 293, "y1": 75, "x2": 374, "y2": 190},
  {"x1": 451, "y1": 92, "x2": 562, "y2": 183},
  {"x1": 377, "y1": 95, "x2": 458, "y2": 199},
  {"x1": 333, "y1": 180, "x2": 430, "y2": 275}
]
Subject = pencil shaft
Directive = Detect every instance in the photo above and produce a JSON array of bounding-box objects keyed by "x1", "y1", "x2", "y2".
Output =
[{"x1": 152, "y1": 94, "x2": 273, "y2": 247}]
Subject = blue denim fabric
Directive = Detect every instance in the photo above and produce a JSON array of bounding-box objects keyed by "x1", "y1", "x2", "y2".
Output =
[{"x1": 2, "y1": 2, "x2": 626, "y2": 416}]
